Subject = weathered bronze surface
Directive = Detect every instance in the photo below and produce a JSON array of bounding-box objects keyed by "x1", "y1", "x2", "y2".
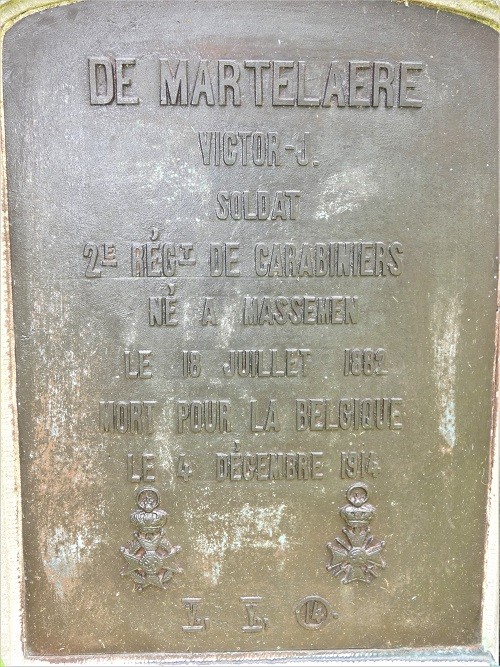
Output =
[{"x1": 2, "y1": 0, "x2": 498, "y2": 660}]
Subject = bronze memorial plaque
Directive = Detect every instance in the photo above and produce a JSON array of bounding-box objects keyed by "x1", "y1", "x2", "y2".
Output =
[{"x1": 1, "y1": 0, "x2": 498, "y2": 663}]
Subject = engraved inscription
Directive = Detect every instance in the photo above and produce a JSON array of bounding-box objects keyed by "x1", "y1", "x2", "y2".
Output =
[
  {"x1": 177, "y1": 400, "x2": 231, "y2": 433},
  {"x1": 127, "y1": 453, "x2": 156, "y2": 482},
  {"x1": 99, "y1": 400, "x2": 156, "y2": 434},
  {"x1": 199, "y1": 131, "x2": 282, "y2": 166},
  {"x1": 222, "y1": 349, "x2": 311, "y2": 378},
  {"x1": 176, "y1": 454, "x2": 193, "y2": 481},
  {"x1": 209, "y1": 243, "x2": 241, "y2": 276},
  {"x1": 149, "y1": 296, "x2": 178, "y2": 326},
  {"x1": 344, "y1": 348, "x2": 387, "y2": 376},
  {"x1": 88, "y1": 57, "x2": 140, "y2": 104},
  {"x1": 240, "y1": 597, "x2": 269, "y2": 632},
  {"x1": 340, "y1": 451, "x2": 380, "y2": 479},
  {"x1": 124, "y1": 350, "x2": 153, "y2": 379},
  {"x1": 182, "y1": 598, "x2": 210, "y2": 632},
  {"x1": 83, "y1": 241, "x2": 117, "y2": 277},
  {"x1": 254, "y1": 242, "x2": 402, "y2": 277},
  {"x1": 132, "y1": 240, "x2": 195, "y2": 277},
  {"x1": 216, "y1": 450, "x2": 323, "y2": 481},
  {"x1": 216, "y1": 190, "x2": 301, "y2": 219},
  {"x1": 242, "y1": 296, "x2": 359, "y2": 325},
  {"x1": 294, "y1": 597, "x2": 338, "y2": 630},
  {"x1": 250, "y1": 398, "x2": 280, "y2": 431},
  {"x1": 296, "y1": 398, "x2": 402, "y2": 431},
  {"x1": 182, "y1": 351, "x2": 202, "y2": 378},
  {"x1": 89, "y1": 58, "x2": 425, "y2": 108}
]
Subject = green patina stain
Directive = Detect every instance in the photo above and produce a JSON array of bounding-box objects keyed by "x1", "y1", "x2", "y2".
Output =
[
  {"x1": 0, "y1": 0, "x2": 80, "y2": 36},
  {"x1": 405, "y1": 0, "x2": 499, "y2": 30}
]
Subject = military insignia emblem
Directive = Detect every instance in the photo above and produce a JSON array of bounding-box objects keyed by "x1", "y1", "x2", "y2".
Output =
[
  {"x1": 327, "y1": 483, "x2": 386, "y2": 584},
  {"x1": 120, "y1": 486, "x2": 183, "y2": 591}
]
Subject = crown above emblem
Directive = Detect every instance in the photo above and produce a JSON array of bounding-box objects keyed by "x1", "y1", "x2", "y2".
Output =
[
  {"x1": 339, "y1": 483, "x2": 375, "y2": 527},
  {"x1": 130, "y1": 486, "x2": 168, "y2": 534}
]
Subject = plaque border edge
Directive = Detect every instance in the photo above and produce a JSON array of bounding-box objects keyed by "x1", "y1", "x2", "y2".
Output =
[{"x1": 0, "y1": 0, "x2": 499, "y2": 31}]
